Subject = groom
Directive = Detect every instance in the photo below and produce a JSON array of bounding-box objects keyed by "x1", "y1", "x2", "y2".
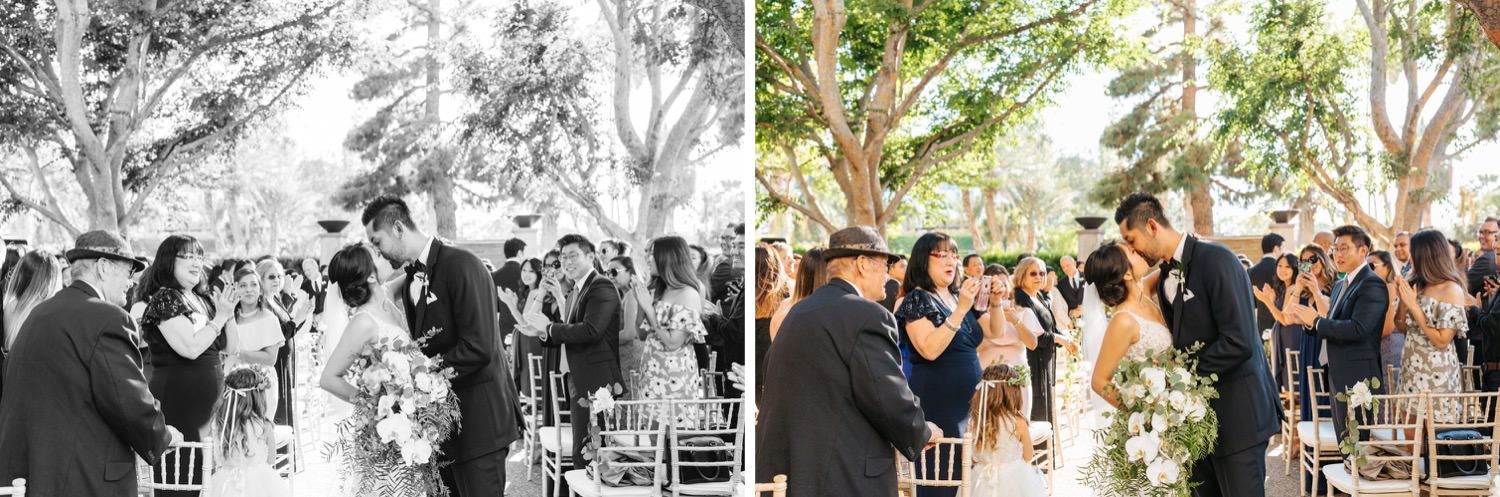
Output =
[
  {"x1": 1116, "y1": 192, "x2": 1279, "y2": 497},
  {"x1": 363, "y1": 195, "x2": 524, "y2": 496}
]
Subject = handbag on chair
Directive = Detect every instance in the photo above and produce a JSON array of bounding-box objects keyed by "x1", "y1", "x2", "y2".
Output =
[{"x1": 1435, "y1": 429, "x2": 1490, "y2": 478}]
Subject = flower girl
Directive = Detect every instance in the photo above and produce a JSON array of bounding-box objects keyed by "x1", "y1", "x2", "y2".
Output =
[
  {"x1": 209, "y1": 366, "x2": 291, "y2": 497},
  {"x1": 968, "y1": 363, "x2": 1048, "y2": 497}
]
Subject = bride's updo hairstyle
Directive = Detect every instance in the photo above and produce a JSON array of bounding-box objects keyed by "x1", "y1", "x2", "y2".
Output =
[
  {"x1": 1083, "y1": 240, "x2": 1132, "y2": 307},
  {"x1": 328, "y1": 243, "x2": 377, "y2": 308}
]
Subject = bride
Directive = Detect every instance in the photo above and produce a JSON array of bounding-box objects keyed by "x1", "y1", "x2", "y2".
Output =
[
  {"x1": 317, "y1": 242, "x2": 422, "y2": 496},
  {"x1": 1082, "y1": 240, "x2": 1174, "y2": 408}
]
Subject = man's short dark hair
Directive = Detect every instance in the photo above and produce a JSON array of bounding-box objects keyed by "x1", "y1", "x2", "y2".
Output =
[
  {"x1": 1332, "y1": 225, "x2": 1372, "y2": 251},
  {"x1": 1261, "y1": 233, "x2": 1286, "y2": 255},
  {"x1": 962, "y1": 254, "x2": 981, "y2": 266},
  {"x1": 1485, "y1": 216, "x2": 1500, "y2": 226},
  {"x1": 503, "y1": 238, "x2": 527, "y2": 258},
  {"x1": 557, "y1": 234, "x2": 595, "y2": 255},
  {"x1": 732, "y1": 223, "x2": 744, "y2": 235},
  {"x1": 361, "y1": 195, "x2": 417, "y2": 231},
  {"x1": 1114, "y1": 192, "x2": 1172, "y2": 231}
]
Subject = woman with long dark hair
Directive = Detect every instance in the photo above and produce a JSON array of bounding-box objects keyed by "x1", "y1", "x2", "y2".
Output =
[
  {"x1": 1395, "y1": 229, "x2": 1470, "y2": 421},
  {"x1": 768, "y1": 247, "x2": 826, "y2": 341},
  {"x1": 1284, "y1": 245, "x2": 1333, "y2": 422},
  {"x1": 1254, "y1": 253, "x2": 1302, "y2": 392},
  {"x1": 895, "y1": 232, "x2": 1007, "y2": 497},
  {"x1": 141, "y1": 235, "x2": 237, "y2": 496},
  {"x1": 633, "y1": 236, "x2": 709, "y2": 421},
  {"x1": 1368, "y1": 250, "x2": 1404, "y2": 385}
]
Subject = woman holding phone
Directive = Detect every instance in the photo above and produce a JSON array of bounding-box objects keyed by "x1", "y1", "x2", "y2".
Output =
[{"x1": 894, "y1": 232, "x2": 1008, "y2": 497}]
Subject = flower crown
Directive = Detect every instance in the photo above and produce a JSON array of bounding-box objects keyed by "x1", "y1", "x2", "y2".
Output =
[
  {"x1": 977, "y1": 363, "x2": 1030, "y2": 391},
  {"x1": 224, "y1": 366, "x2": 272, "y2": 396}
]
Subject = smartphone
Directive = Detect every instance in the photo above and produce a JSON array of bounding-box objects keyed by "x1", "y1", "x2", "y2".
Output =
[
  {"x1": 1299, "y1": 261, "x2": 1313, "y2": 274},
  {"x1": 975, "y1": 276, "x2": 991, "y2": 312}
]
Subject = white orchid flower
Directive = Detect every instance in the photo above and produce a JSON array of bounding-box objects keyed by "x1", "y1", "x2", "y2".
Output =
[
  {"x1": 1146, "y1": 457, "x2": 1181, "y2": 486},
  {"x1": 1151, "y1": 412, "x2": 1170, "y2": 432},
  {"x1": 1141, "y1": 368, "x2": 1167, "y2": 397},
  {"x1": 376, "y1": 414, "x2": 413, "y2": 444},
  {"x1": 1168, "y1": 391, "x2": 1187, "y2": 412},
  {"x1": 382, "y1": 350, "x2": 412, "y2": 373},
  {"x1": 1128, "y1": 412, "x2": 1145, "y2": 435}
]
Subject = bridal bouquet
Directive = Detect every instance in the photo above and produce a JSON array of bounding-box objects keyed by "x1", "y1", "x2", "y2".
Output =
[
  {"x1": 328, "y1": 332, "x2": 461, "y2": 497},
  {"x1": 1081, "y1": 344, "x2": 1220, "y2": 497}
]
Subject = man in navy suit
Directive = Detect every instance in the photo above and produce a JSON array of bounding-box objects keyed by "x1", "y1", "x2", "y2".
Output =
[
  {"x1": 1116, "y1": 192, "x2": 1279, "y2": 497},
  {"x1": 1286, "y1": 225, "x2": 1389, "y2": 442}
]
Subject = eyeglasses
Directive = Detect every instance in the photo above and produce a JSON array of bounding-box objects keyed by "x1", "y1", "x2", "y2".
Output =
[
  {"x1": 266, "y1": 273, "x2": 282, "y2": 280},
  {"x1": 929, "y1": 251, "x2": 958, "y2": 260},
  {"x1": 1482, "y1": 229, "x2": 1499, "y2": 236},
  {"x1": 559, "y1": 251, "x2": 586, "y2": 262},
  {"x1": 176, "y1": 253, "x2": 203, "y2": 262}
]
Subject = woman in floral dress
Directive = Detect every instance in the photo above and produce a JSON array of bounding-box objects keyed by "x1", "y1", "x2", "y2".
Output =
[
  {"x1": 630, "y1": 236, "x2": 708, "y2": 425},
  {"x1": 1395, "y1": 229, "x2": 1471, "y2": 422}
]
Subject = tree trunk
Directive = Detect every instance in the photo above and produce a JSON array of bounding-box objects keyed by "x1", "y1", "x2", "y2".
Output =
[
  {"x1": 1188, "y1": 187, "x2": 1214, "y2": 236},
  {"x1": 1181, "y1": 0, "x2": 1214, "y2": 237},
  {"x1": 424, "y1": 0, "x2": 457, "y2": 239},
  {"x1": 982, "y1": 188, "x2": 1003, "y2": 248},
  {"x1": 1456, "y1": 0, "x2": 1500, "y2": 49},
  {"x1": 961, "y1": 188, "x2": 985, "y2": 251}
]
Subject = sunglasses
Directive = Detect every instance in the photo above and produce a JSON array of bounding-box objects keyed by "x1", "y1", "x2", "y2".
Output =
[
  {"x1": 608, "y1": 268, "x2": 628, "y2": 278},
  {"x1": 547, "y1": 261, "x2": 562, "y2": 269},
  {"x1": 1026, "y1": 271, "x2": 1044, "y2": 277}
]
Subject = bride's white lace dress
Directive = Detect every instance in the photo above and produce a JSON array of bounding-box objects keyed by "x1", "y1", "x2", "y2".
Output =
[
  {"x1": 1118, "y1": 309, "x2": 1173, "y2": 362},
  {"x1": 971, "y1": 417, "x2": 1049, "y2": 497}
]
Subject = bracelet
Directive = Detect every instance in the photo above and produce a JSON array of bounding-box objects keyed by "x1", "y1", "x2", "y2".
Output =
[{"x1": 944, "y1": 320, "x2": 960, "y2": 332}]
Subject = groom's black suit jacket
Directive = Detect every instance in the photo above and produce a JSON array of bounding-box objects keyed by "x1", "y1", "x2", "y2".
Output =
[
  {"x1": 402, "y1": 239, "x2": 524, "y2": 464},
  {"x1": 1156, "y1": 235, "x2": 1279, "y2": 457}
]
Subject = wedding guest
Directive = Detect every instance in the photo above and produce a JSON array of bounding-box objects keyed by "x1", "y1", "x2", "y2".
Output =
[
  {"x1": 968, "y1": 363, "x2": 1048, "y2": 497},
  {"x1": 2, "y1": 250, "x2": 64, "y2": 351},
  {"x1": 754, "y1": 246, "x2": 788, "y2": 395},
  {"x1": 962, "y1": 254, "x2": 984, "y2": 282},
  {"x1": 897, "y1": 233, "x2": 1013, "y2": 497},
  {"x1": 769, "y1": 247, "x2": 826, "y2": 341},
  {"x1": 708, "y1": 224, "x2": 747, "y2": 397},
  {"x1": 1394, "y1": 231, "x2": 1413, "y2": 276},
  {"x1": 525, "y1": 234, "x2": 624, "y2": 466},
  {"x1": 769, "y1": 241, "x2": 796, "y2": 291},
  {"x1": 256, "y1": 258, "x2": 311, "y2": 427},
  {"x1": 1368, "y1": 251, "x2": 1403, "y2": 385},
  {"x1": 1252, "y1": 253, "x2": 1301, "y2": 392},
  {"x1": 141, "y1": 235, "x2": 237, "y2": 497},
  {"x1": 632, "y1": 236, "x2": 708, "y2": 422},
  {"x1": 297, "y1": 257, "x2": 327, "y2": 323},
  {"x1": 1470, "y1": 218, "x2": 1498, "y2": 291},
  {"x1": 1393, "y1": 229, "x2": 1469, "y2": 424},
  {"x1": 1300, "y1": 245, "x2": 1337, "y2": 295},
  {"x1": 499, "y1": 257, "x2": 559, "y2": 423},
  {"x1": 1466, "y1": 254, "x2": 1500, "y2": 393},
  {"x1": 0, "y1": 247, "x2": 22, "y2": 287},
  {"x1": 756, "y1": 226, "x2": 939, "y2": 496},
  {"x1": 1286, "y1": 225, "x2": 1388, "y2": 443},
  {"x1": 976, "y1": 266, "x2": 1041, "y2": 417},
  {"x1": 1313, "y1": 231, "x2": 1334, "y2": 252},
  {"x1": 1015, "y1": 256, "x2": 1077, "y2": 423},
  {"x1": 492, "y1": 238, "x2": 526, "y2": 379},
  {"x1": 879, "y1": 254, "x2": 908, "y2": 312},
  {"x1": 1283, "y1": 251, "x2": 1331, "y2": 422},
  {"x1": 1042, "y1": 268, "x2": 1072, "y2": 334},
  {"x1": 208, "y1": 367, "x2": 290, "y2": 497},
  {"x1": 606, "y1": 256, "x2": 644, "y2": 386},
  {"x1": 689, "y1": 243, "x2": 713, "y2": 289},
  {"x1": 1057, "y1": 255, "x2": 1084, "y2": 320},
  {"x1": 599, "y1": 238, "x2": 631, "y2": 262},
  {"x1": 224, "y1": 266, "x2": 285, "y2": 419},
  {"x1": 0, "y1": 230, "x2": 180, "y2": 497},
  {"x1": 1452, "y1": 238, "x2": 1469, "y2": 272},
  {"x1": 1250, "y1": 234, "x2": 1286, "y2": 336}
]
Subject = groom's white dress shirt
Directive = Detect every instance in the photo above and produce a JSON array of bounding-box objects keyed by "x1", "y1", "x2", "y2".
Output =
[
  {"x1": 1163, "y1": 234, "x2": 1188, "y2": 303},
  {"x1": 408, "y1": 237, "x2": 437, "y2": 304}
]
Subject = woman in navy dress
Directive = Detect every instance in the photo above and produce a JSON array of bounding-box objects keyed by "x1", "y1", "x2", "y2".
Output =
[{"x1": 895, "y1": 233, "x2": 1007, "y2": 497}]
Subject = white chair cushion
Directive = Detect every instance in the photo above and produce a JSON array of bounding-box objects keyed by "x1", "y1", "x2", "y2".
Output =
[
  {"x1": 1030, "y1": 421, "x2": 1053, "y2": 444},
  {"x1": 540, "y1": 426, "x2": 573, "y2": 454},
  {"x1": 1321, "y1": 462, "x2": 1415, "y2": 494},
  {"x1": 563, "y1": 469, "x2": 657, "y2": 497},
  {"x1": 1296, "y1": 421, "x2": 1338, "y2": 451},
  {"x1": 1430, "y1": 474, "x2": 1491, "y2": 490},
  {"x1": 670, "y1": 480, "x2": 737, "y2": 496},
  {"x1": 1369, "y1": 428, "x2": 1404, "y2": 441},
  {"x1": 274, "y1": 425, "x2": 294, "y2": 446}
]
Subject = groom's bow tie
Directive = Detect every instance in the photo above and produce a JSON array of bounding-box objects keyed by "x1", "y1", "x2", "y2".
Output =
[
  {"x1": 1162, "y1": 259, "x2": 1180, "y2": 271},
  {"x1": 405, "y1": 261, "x2": 428, "y2": 277}
]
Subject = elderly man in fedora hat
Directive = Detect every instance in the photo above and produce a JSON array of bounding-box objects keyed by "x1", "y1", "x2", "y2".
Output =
[
  {"x1": 0, "y1": 230, "x2": 181, "y2": 496},
  {"x1": 757, "y1": 226, "x2": 940, "y2": 496}
]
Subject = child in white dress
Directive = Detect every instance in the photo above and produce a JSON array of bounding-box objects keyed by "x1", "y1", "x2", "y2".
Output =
[
  {"x1": 968, "y1": 363, "x2": 1048, "y2": 497},
  {"x1": 209, "y1": 366, "x2": 290, "y2": 497}
]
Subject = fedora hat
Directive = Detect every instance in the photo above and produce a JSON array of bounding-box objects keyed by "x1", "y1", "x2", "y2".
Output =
[
  {"x1": 821, "y1": 226, "x2": 899, "y2": 263},
  {"x1": 66, "y1": 230, "x2": 147, "y2": 272}
]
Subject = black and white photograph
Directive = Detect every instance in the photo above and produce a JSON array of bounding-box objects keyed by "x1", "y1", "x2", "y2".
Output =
[{"x1": 0, "y1": 0, "x2": 749, "y2": 495}]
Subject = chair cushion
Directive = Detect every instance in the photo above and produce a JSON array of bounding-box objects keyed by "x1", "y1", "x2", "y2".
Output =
[
  {"x1": 1030, "y1": 421, "x2": 1052, "y2": 444},
  {"x1": 563, "y1": 469, "x2": 657, "y2": 497},
  {"x1": 540, "y1": 426, "x2": 573, "y2": 454},
  {"x1": 1321, "y1": 462, "x2": 1415, "y2": 494},
  {"x1": 670, "y1": 480, "x2": 737, "y2": 496},
  {"x1": 1297, "y1": 421, "x2": 1338, "y2": 451},
  {"x1": 1429, "y1": 474, "x2": 1491, "y2": 490}
]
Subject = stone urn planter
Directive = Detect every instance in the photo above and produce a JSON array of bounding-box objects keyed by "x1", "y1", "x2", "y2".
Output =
[
  {"x1": 317, "y1": 220, "x2": 350, "y2": 233},
  {"x1": 1270, "y1": 210, "x2": 1299, "y2": 224},
  {"x1": 513, "y1": 214, "x2": 542, "y2": 228},
  {"x1": 1074, "y1": 216, "x2": 1108, "y2": 230}
]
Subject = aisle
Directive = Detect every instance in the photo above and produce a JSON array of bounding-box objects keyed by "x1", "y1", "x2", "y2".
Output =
[
  {"x1": 287, "y1": 414, "x2": 541, "y2": 495},
  {"x1": 1050, "y1": 422, "x2": 1300, "y2": 496}
]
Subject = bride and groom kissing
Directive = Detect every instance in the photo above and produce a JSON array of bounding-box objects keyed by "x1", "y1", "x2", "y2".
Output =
[
  {"x1": 319, "y1": 195, "x2": 524, "y2": 496},
  {"x1": 1084, "y1": 192, "x2": 1280, "y2": 496}
]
